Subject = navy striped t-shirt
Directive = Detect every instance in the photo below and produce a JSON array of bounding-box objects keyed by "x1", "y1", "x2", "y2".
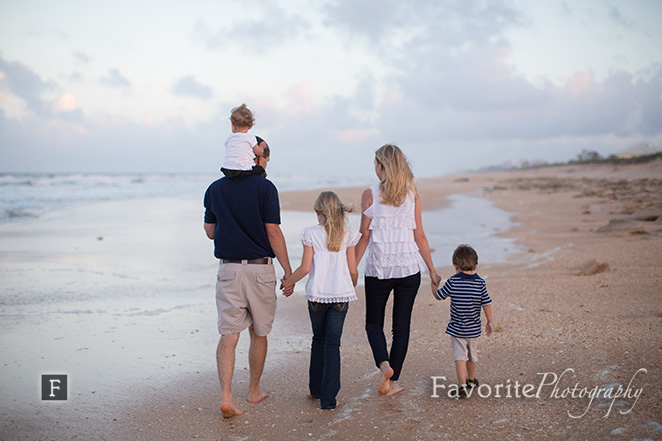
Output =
[{"x1": 434, "y1": 272, "x2": 492, "y2": 338}]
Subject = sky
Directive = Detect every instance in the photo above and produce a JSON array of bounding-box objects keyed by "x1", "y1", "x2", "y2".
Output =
[{"x1": 0, "y1": 0, "x2": 661, "y2": 178}]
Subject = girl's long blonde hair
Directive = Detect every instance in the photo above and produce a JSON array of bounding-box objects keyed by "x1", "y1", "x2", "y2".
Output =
[
  {"x1": 375, "y1": 144, "x2": 415, "y2": 206},
  {"x1": 314, "y1": 191, "x2": 353, "y2": 252}
]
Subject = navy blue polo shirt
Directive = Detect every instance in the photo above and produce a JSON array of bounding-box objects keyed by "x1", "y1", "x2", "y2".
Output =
[{"x1": 204, "y1": 175, "x2": 280, "y2": 260}]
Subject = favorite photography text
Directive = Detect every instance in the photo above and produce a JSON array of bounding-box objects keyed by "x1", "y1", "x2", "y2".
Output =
[{"x1": 431, "y1": 368, "x2": 647, "y2": 418}]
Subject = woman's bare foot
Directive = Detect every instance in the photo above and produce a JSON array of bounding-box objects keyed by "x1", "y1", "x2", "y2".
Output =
[
  {"x1": 248, "y1": 391, "x2": 268, "y2": 403},
  {"x1": 378, "y1": 366, "x2": 394, "y2": 396},
  {"x1": 322, "y1": 401, "x2": 340, "y2": 410},
  {"x1": 220, "y1": 402, "x2": 244, "y2": 418},
  {"x1": 384, "y1": 380, "x2": 404, "y2": 396},
  {"x1": 306, "y1": 393, "x2": 319, "y2": 400}
]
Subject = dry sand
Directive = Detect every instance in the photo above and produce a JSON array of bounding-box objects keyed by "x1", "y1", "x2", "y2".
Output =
[{"x1": 2, "y1": 161, "x2": 661, "y2": 440}]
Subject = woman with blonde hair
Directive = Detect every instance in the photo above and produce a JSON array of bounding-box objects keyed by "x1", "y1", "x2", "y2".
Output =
[
  {"x1": 355, "y1": 144, "x2": 441, "y2": 396},
  {"x1": 282, "y1": 191, "x2": 360, "y2": 409}
]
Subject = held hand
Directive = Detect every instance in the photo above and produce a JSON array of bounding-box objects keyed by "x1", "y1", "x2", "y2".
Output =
[
  {"x1": 430, "y1": 281, "x2": 439, "y2": 299},
  {"x1": 280, "y1": 275, "x2": 294, "y2": 297},
  {"x1": 485, "y1": 321, "x2": 493, "y2": 337},
  {"x1": 429, "y1": 271, "x2": 442, "y2": 287}
]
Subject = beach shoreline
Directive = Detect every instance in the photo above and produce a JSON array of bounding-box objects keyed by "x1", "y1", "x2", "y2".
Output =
[{"x1": 2, "y1": 161, "x2": 661, "y2": 440}]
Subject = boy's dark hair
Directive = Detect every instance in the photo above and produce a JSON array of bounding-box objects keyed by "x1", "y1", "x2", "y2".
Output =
[
  {"x1": 452, "y1": 244, "x2": 478, "y2": 271},
  {"x1": 230, "y1": 103, "x2": 255, "y2": 128}
]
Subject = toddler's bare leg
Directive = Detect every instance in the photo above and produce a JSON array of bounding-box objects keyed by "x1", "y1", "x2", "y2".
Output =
[
  {"x1": 466, "y1": 360, "x2": 476, "y2": 383},
  {"x1": 455, "y1": 360, "x2": 467, "y2": 386}
]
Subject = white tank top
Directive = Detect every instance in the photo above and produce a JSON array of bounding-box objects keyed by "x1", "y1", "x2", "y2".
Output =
[{"x1": 363, "y1": 183, "x2": 425, "y2": 279}]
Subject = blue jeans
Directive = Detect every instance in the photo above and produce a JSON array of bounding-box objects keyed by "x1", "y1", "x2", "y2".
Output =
[
  {"x1": 364, "y1": 273, "x2": 421, "y2": 381},
  {"x1": 308, "y1": 301, "x2": 348, "y2": 409}
]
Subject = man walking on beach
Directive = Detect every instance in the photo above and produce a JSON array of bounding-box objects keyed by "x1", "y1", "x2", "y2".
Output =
[{"x1": 204, "y1": 141, "x2": 293, "y2": 418}]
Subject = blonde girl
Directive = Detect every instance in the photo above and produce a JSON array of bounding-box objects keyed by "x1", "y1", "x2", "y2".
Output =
[
  {"x1": 281, "y1": 191, "x2": 360, "y2": 409},
  {"x1": 355, "y1": 144, "x2": 441, "y2": 396}
]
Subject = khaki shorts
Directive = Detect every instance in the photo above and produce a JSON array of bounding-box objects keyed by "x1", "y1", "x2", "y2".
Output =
[
  {"x1": 215, "y1": 261, "x2": 277, "y2": 336},
  {"x1": 450, "y1": 336, "x2": 478, "y2": 362}
]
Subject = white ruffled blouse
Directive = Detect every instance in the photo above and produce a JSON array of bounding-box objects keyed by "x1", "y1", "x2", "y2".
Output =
[
  {"x1": 363, "y1": 184, "x2": 425, "y2": 279},
  {"x1": 301, "y1": 224, "x2": 361, "y2": 303}
]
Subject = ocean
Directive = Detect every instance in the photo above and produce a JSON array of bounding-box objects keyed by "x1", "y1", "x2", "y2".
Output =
[
  {"x1": 0, "y1": 171, "x2": 520, "y2": 264},
  {"x1": 0, "y1": 172, "x2": 375, "y2": 223}
]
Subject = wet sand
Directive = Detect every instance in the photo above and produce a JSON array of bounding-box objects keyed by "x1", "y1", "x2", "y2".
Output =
[{"x1": 2, "y1": 161, "x2": 662, "y2": 440}]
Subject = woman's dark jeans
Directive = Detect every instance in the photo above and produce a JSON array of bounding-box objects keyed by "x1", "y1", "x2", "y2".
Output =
[
  {"x1": 308, "y1": 301, "x2": 349, "y2": 409},
  {"x1": 364, "y1": 272, "x2": 421, "y2": 381}
]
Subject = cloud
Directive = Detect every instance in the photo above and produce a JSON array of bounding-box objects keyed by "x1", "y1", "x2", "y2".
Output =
[
  {"x1": 0, "y1": 54, "x2": 53, "y2": 116},
  {"x1": 73, "y1": 51, "x2": 91, "y2": 64},
  {"x1": 69, "y1": 72, "x2": 83, "y2": 83},
  {"x1": 54, "y1": 92, "x2": 77, "y2": 111},
  {"x1": 374, "y1": 63, "x2": 662, "y2": 145},
  {"x1": 323, "y1": 0, "x2": 524, "y2": 50},
  {"x1": 396, "y1": 44, "x2": 550, "y2": 113},
  {"x1": 99, "y1": 68, "x2": 131, "y2": 89},
  {"x1": 0, "y1": 111, "x2": 223, "y2": 173},
  {"x1": 607, "y1": 4, "x2": 636, "y2": 30},
  {"x1": 283, "y1": 83, "x2": 315, "y2": 114},
  {"x1": 322, "y1": 0, "x2": 400, "y2": 43},
  {"x1": 194, "y1": 4, "x2": 309, "y2": 52},
  {"x1": 317, "y1": 1, "x2": 662, "y2": 145},
  {"x1": 23, "y1": 29, "x2": 69, "y2": 40},
  {"x1": 2, "y1": 2, "x2": 660, "y2": 177},
  {"x1": 172, "y1": 75, "x2": 213, "y2": 100}
]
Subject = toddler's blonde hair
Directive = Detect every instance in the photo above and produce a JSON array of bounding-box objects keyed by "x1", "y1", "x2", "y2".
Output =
[{"x1": 230, "y1": 104, "x2": 255, "y2": 128}]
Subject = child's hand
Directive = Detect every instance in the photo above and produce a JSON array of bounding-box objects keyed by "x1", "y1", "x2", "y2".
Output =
[
  {"x1": 431, "y1": 282, "x2": 438, "y2": 298},
  {"x1": 280, "y1": 278, "x2": 294, "y2": 297},
  {"x1": 485, "y1": 321, "x2": 493, "y2": 337}
]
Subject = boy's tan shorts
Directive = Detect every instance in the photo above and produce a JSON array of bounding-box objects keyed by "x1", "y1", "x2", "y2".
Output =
[
  {"x1": 215, "y1": 261, "x2": 277, "y2": 337},
  {"x1": 450, "y1": 336, "x2": 479, "y2": 362}
]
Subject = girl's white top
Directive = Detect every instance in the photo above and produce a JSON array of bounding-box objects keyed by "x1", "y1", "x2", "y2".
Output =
[
  {"x1": 301, "y1": 224, "x2": 361, "y2": 303},
  {"x1": 363, "y1": 183, "x2": 425, "y2": 279},
  {"x1": 223, "y1": 133, "x2": 257, "y2": 170}
]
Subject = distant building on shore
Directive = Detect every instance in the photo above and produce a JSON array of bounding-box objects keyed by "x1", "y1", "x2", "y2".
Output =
[
  {"x1": 515, "y1": 158, "x2": 548, "y2": 169},
  {"x1": 529, "y1": 159, "x2": 549, "y2": 167},
  {"x1": 617, "y1": 142, "x2": 662, "y2": 159}
]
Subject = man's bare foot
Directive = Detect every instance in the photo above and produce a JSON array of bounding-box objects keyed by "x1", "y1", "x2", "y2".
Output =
[
  {"x1": 220, "y1": 402, "x2": 244, "y2": 418},
  {"x1": 384, "y1": 380, "x2": 404, "y2": 396},
  {"x1": 306, "y1": 393, "x2": 320, "y2": 400},
  {"x1": 248, "y1": 391, "x2": 268, "y2": 403},
  {"x1": 378, "y1": 367, "x2": 394, "y2": 396}
]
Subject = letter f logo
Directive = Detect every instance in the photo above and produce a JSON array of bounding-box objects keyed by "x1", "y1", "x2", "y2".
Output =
[{"x1": 42, "y1": 375, "x2": 67, "y2": 401}]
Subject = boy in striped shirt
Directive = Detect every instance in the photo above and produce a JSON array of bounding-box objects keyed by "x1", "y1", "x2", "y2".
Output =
[{"x1": 433, "y1": 244, "x2": 494, "y2": 399}]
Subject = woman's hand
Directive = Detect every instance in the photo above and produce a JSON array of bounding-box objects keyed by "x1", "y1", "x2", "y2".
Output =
[
  {"x1": 430, "y1": 280, "x2": 439, "y2": 299},
  {"x1": 430, "y1": 271, "x2": 442, "y2": 287}
]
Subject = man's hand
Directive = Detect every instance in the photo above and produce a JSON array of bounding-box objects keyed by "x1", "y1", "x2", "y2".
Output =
[{"x1": 280, "y1": 273, "x2": 294, "y2": 297}]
